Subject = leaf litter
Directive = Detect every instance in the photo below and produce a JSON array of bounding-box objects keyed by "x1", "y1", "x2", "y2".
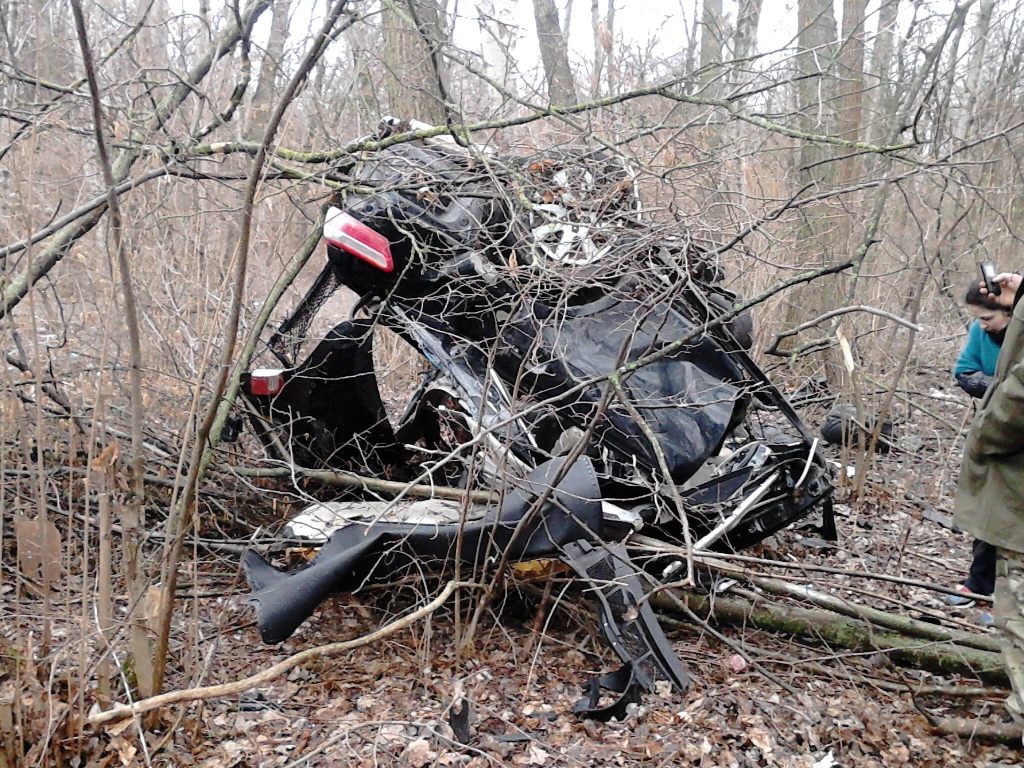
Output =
[{"x1": 3, "y1": 369, "x2": 1023, "y2": 766}]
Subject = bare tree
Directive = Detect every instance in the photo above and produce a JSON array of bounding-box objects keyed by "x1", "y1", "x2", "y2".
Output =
[
  {"x1": 866, "y1": 0, "x2": 899, "y2": 148},
  {"x1": 778, "y1": 0, "x2": 841, "y2": 361},
  {"x1": 733, "y1": 0, "x2": 763, "y2": 67},
  {"x1": 477, "y1": 0, "x2": 516, "y2": 111},
  {"x1": 836, "y1": 0, "x2": 866, "y2": 144},
  {"x1": 381, "y1": 0, "x2": 450, "y2": 123},
  {"x1": 700, "y1": 0, "x2": 727, "y2": 84},
  {"x1": 532, "y1": 0, "x2": 578, "y2": 105},
  {"x1": 958, "y1": 0, "x2": 996, "y2": 140},
  {"x1": 249, "y1": 0, "x2": 293, "y2": 138}
]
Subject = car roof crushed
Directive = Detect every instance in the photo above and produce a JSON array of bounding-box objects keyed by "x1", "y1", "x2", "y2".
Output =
[{"x1": 238, "y1": 119, "x2": 835, "y2": 720}]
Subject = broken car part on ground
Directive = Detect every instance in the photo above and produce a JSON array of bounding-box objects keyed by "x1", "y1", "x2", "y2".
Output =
[{"x1": 235, "y1": 119, "x2": 835, "y2": 718}]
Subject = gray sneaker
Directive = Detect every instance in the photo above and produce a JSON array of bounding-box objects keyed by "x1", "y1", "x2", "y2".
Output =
[
  {"x1": 946, "y1": 585, "x2": 976, "y2": 607},
  {"x1": 1006, "y1": 692, "x2": 1024, "y2": 724}
]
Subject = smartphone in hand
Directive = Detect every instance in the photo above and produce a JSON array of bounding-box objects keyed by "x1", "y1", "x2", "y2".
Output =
[{"x1": 980, "y1": 260, "x2": 1002, "y2": 296}]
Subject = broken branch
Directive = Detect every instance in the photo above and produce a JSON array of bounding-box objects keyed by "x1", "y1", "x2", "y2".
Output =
[
  {"x1": 925, "y1": 715, "x2": 1020, "y2": 743},
  {"x1": 653, "y1": 589, "x2": 1007, "y2": 686},
  {"x1": 221, "y1": 463, "x2": 496, "y2": 503},
  {"x1": 88, "y1": 580, "x2": 467, "y2": 726},
  {"x1": 766, "y1": 305, "x2": 922, "y2": 356},
  {"x1": 692, "y1": 557, "x2": 1002, "y2": 654}
]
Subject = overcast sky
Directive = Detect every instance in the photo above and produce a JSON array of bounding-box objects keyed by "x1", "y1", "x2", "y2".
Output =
[
  {"x1": 240, "y1": 0, "x2": 939, "y2": 96},
  {"x1": 451, "y1": 0, "x2": 800, "y2": 75}
]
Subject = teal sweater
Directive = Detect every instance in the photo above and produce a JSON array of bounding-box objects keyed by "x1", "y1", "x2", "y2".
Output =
[{"x1": 954, "y1": 320, "x2": 1002, "y2": 377}]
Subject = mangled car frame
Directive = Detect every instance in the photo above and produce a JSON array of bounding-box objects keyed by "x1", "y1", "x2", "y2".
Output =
[{"x1": 237, "y1": 119, "x2": 834, "y2": 717}]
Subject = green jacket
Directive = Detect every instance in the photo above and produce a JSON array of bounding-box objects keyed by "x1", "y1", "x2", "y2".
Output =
[{"x1": 955, "y1": 293, "x2": 1024, "y2": 552}]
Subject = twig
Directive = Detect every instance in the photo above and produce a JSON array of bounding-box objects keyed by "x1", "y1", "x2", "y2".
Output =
[
  {"x1": 88, "y1": 580, "x2": 466, "y2": 726},
  {"x1": 219, "y1": 463, "x2": 496, "y2": 503},
  {"x1": 770, "y1": 653, "x2": 1003, "y2": 698},
  {"x1": 863, "y1": 373, "x2": 969, "y2": 433},
  {"x1": 634, "y1": 542, "x2": 992, "y2": 602},
  {"x1": 766, "y1": 305, "x2": 922, "y2": 356}
]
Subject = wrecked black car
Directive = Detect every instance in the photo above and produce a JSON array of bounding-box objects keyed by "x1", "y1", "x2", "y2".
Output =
[{"x1": 236, "y1": 119, "x2": 834, "y2": 716}]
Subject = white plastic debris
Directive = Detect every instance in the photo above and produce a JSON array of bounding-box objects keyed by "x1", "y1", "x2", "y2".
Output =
[{"x1": 285, "y1": 499, "x2": 487, "y2": 541}]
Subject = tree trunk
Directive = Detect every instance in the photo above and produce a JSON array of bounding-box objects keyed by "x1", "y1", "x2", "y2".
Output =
[
  {"x1": 795, "y1": 0, "x2": 837, "y2": 155},
  {"x1": 704, "y1": 562, "x2": 1002, "y2": 654},
  {"x1": 137, "y1": 0, "x2": 171, "y2": 70},
  {"x1": 700, "y1": 0, "x2": 725, "y2": 82},
  {"x1": 532, "y1": 0, "x2": 578, "y2": 106},
  {"x1": 249, "y1": 0, "x2": 292, "y2": 138},
  {"x1": 779, "y1": 0, "x2": 840, "y2": 361},
  {"x1": 733, "y1": 0, "x2": 763, "y2": 66},
  {"x1": 348, "y1": 24, "x2": 382, "y2": 133},
  {"x1": 836, "y1": 0, "x2": 866, "y2": 144},
  {"x1": 26, "y1": 0, "x2": 73, "y2": 83},
  {"x1": 866, "y1": 0, "x2": 899, "y2": 149},
  {"x1": 381, "y1": 0, "x2": 450, "y2": 125},
  {"x1": 958, "y1": 0, "x2": 996, "y2": 140},
  {"x1": 605, "y1": 0, "x2": 616, "y2": 95},
  {"x1": 591, "y1": 0, "x2": 605, "y2": 98},
  {"x1": 477, "y1": 0, "x2": 515, "y2": 112}
]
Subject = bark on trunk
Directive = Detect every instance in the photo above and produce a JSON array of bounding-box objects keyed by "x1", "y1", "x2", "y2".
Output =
[
  {"x1": 866, "y1": 0, "x2": 899, "y2": 149},
  {"x1": 249, "y1": 0, "x2": 292, "y2": 138},
  {"x1": 477, "y1": 0, "x2": 515, "y2": 111},
  {"x1": 837, "y1": 0, "x2": 866, "y2": 144},
  {"x1": 532, "y1": 0, "x2": 578, "y2": 106},
  {"x1": 958, "y1": 0, "x2": 995, "y2": 140},
  {"x1": 605, "y1": 0, "x2": 616, "y2": 95},
  {"x1": 591, "y1": 0, "x2": 605, "y2": 97},
  {"x1": 733, "y1": 0, "x2": 763, "y2": 65},
  {"x1": 779, "y1": 0, "x2": 840, "y2": 362},
  {"x1": 382, "y1": 0, "x2": 450, "y2": 125},
  {"x1": 700, "y1": 0, "x2": 725, "y2": 82},
  {"x1": 349, "y1": 24, "x2": 382, "y2": 133}
]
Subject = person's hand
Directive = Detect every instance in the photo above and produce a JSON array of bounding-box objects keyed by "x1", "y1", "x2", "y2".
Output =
[{"x1": 980, "y1": 272, "x2": 1021, "y2": 308}]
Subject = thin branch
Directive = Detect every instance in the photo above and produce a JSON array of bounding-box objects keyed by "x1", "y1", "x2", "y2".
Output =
[
  {"x1": 610, "y1": 378, "x2": 694, "y2": 585},
  {"x1": 151, "y1": 0, "x2": 353, "y2": 694},
  {"x1": 766, "y1": 305, "x2": 922, "y2": 356},
  {"x1": 88, "y1": 580, "x2": 467, "y2": 726},
  {"x1": 222, "y1": 463, "x2": 496, "y2": 503},
  {"x1": 72, "y1": 0, "x2": 153, "y2": 697},
  {"x1": 630, "y1": 540, "x2": 994, "y2": 603},
  {"x1": 0, "y1": 0, "x2": 272, "y2": 321}
]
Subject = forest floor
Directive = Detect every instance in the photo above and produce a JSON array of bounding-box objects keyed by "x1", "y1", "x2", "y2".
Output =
[{"x1": 4, "y1": 368, "x2": 1024, "y2": 767}]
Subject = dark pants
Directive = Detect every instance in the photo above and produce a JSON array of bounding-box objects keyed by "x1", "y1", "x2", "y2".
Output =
[{"x1": 966, "y1": 539, "x2": 998, "y2": 596}]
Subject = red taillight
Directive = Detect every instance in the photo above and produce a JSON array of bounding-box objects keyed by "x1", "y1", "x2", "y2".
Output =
[
  {"x1": 324, "y1": 207, "x2": 393, "y2": 272},
  {"x1": 250, "y1": 368, "x2": 284, "y2": 396}
]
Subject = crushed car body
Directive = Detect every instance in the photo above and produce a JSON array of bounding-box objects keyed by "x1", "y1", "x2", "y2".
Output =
[{"x1": 237, "y1": 119, "x2": 834, "y2": 717}]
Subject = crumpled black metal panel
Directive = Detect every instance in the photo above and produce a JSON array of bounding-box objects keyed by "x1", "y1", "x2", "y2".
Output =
[{"x1": 244, "y1": 456, "x2": 603, "y2": 644}]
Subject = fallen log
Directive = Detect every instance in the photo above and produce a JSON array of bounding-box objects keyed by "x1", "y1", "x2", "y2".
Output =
[
  {"x1": 693, "y1": 559, "x2": 1002, "y2": 654},
  {"x1": 925, "y1": 715, "x2": 1021, "y2": 744},
  {"x1": 652, "y1": 589, "x2": 1008, "y2": 687}
]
